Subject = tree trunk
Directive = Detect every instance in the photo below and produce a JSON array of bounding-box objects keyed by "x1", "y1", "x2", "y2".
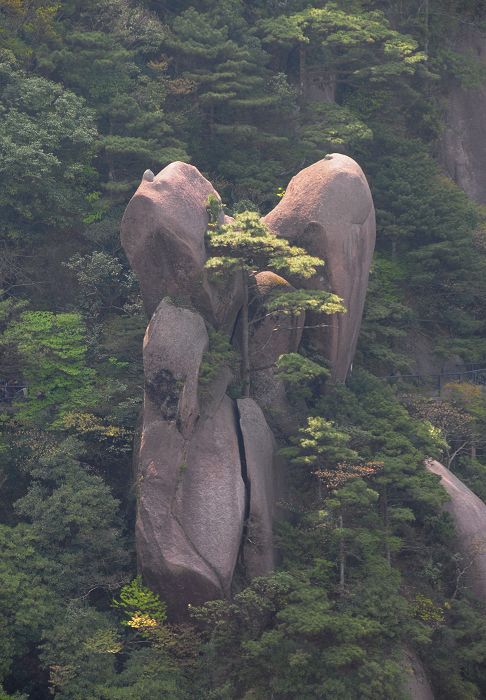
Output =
[
  {"x1": 424, "y1": 0, "x2": 429, "y2": 58},
  {"x1": 383, "y1": 485, "x2": 391, "y2": 566},
  {"x1": 339, "y1": 513, "x2": 345, "y2": 592},
  {"x1": 241, "y1": 276, "x2": 250, "y2": 397},
  {"x1": 299, "y1": 44, "x2": 306, "y2": 100}
]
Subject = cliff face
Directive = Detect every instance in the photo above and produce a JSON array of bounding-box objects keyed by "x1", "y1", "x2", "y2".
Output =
[
  {"x1": 427, "y1": 460, "x2": 486, "y2": 603},
  {"x1": 121, "y1": 157, "x2": 376, "y2": 616},
  {"x1": 441, "y1": 26, "x2": 486, "y2": 204}
]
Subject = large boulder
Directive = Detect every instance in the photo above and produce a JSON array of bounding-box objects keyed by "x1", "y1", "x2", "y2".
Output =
[
  {"x1": 426, "y1": 459, "x2": 486, "y2": 602},
  {"x1": 125, "y1": 155, "x2": 378, "y2": 614},
  {"x1": 402, "y1": 648, "x2": 434, "y2": 700},
  {"x1": 237, "y1": 398, "x2": 283, "y2": 578},
  {"x1": 136, "y1": 299, "x2": 246, "y2": 616},
  {"x1": 121, "y1": 161, "x2": 244, "y2": 331},
  {"x1": 263, "y1": 154, "x2": 375, "y2": 381},
  {"x1": 441, "y1": 26, "x2": 486, "y2": 204},
  {"x1": 143, "y1": 297, "x2": 207, "y2": 437}
]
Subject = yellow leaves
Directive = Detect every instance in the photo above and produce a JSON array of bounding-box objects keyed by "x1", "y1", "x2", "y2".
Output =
[
  {"x1": 0, "y1": 0, "x2": 23, "y2": 13},
  {"x1": 147, "y1": 56, "x2": 171, "y2": 73},
  {"x1": 443, "y1": 381, "x2": 482, "y2": 404},
  {"x1": 168, "y1": 77, "x2": 197, "y2": 95},
  {"x1": 314, "y1": 460, "x2": 383, "y2": 490},
  {"x1": 61, "y1": 412, "x2": 129, "y2": 439},
  {"x1": 0, "y1": 0, "x2": 60, "y2": 38},
  {"x1": 126, "y1": 613, "x2": 158, "y2": 630},
  {"x1": 412, "y1": 594, "x2": 445, "y2": 628}
]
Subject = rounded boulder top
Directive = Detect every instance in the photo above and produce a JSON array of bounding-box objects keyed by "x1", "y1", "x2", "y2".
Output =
[
  {"x1": 263, "y1": 153, "x2": 375, "y2": 382},
  {"x1": 264, "y1": 153, "x2": 374, "y2": 241},
  {"x1": 120, "y1": 161, "x2": 243, "y2": 331}
]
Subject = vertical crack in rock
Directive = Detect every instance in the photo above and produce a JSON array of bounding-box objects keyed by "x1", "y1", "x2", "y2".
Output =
[
  {"x1": 229, "y1": 305, "x2": 243, "y2": 348},
  {"x1": 236, "y1": 398, "x2": 280, "y2": 579},
  {"x1": 234, "y1": 400, "x2": 251, "y2": 568}
]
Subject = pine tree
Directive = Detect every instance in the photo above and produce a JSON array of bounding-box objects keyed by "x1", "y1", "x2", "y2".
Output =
[
  {"x1": 205, "y1": 207, "x2": 344, "y2": 396},
  {"x1": 163, "y1": 2, "x2": 297, "y2": 205}
]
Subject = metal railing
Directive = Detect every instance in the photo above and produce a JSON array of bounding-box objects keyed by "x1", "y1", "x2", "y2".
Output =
[{"x1": 383, "y1": 366, "x2": 486, "y2": 396}]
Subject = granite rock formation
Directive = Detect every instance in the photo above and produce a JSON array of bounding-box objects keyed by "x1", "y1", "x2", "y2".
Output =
[
  {"x1": 426, "y1": 459, "x2": 486, "y2": 603},
  {"x1": 121, "y1": 161, "x2": 244, "y2": 331},
  {"x1": 137, "y1": 299, "x2": 246, "y2": 613},
  {"x1": 402, "y1": 648, "x2": 435, "y2": 700},
  {"x1": 263, "y1": 153, "x2": 376, "y2": 381},
  {"x1": 237, "y1": 398, "x2": 283, "y2": 578},
  {"x1": 123, "y1": 156, "x2": 376, "y2": 615}
]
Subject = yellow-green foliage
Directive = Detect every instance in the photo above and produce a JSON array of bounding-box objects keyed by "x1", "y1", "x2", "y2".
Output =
[
  {"x1": 276, "y1": 352, "x2": 329, "y2": 400},
  {"x1": 113, "y1": 576, "x2": 167, "y2": 628},
  {"x1": 2, "y1": 311, "x2": 96, "y2": 426},
  {"x1": 205, "y1": 211, "x2": 325, "y2": 279}
]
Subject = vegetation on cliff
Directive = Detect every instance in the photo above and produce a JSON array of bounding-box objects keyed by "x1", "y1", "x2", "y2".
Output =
[{"x1": 2, "y1": 1, "x2": 486, "y2": 698}]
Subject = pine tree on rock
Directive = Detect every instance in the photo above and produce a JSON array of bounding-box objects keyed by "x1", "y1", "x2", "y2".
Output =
[{"x1": 205, "y1": 205, "x2": 344, "y2": 396}]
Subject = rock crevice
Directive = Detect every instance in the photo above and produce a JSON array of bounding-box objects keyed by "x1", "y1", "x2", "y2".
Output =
[{"x1": 233, "y1": 400, "x2": 252, "y2": 572}]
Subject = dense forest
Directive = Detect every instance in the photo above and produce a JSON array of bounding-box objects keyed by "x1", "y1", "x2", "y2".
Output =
[{"x1": 2, "y1": 0, "x2": 486, "y2": 698}]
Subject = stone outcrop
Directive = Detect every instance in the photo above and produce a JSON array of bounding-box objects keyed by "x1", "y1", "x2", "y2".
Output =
[
  {"x1": 237, "y1": 398, "x2": 282, "y2": 578},
  {"x1": 426, "y1": 459, "x2": 486, "y2": 602},
  {"x1": 143, "y1": 298, "x2": 207, "y2": 437},
  {"x1": 120, "y1": 161, "x2": 244, "y2": 331},
  {"x1": 441, "y1": 26, "x2": 486, "y2": 204},
  {"x1": 137, "y1": 297, "x2": 281, "y2": 616},
  {"x1": 137, "y1": 299, "x2": 246, "y2": 614},
  {"x1": 249, "y1": 271, "x2": 304, "y2": 369},
  {"x1": 124, "y1": 156, "x2": 376, "y2": 615},
  {"x1": 263, "y1": 153, "x2": 375, "y2": 381},
  {"x1": 402, "y1": 648, "x2": 435, "y2": 700}
]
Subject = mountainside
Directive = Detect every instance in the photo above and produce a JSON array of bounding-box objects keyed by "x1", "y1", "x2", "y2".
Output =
[
  {"x1": 441, "y1": 24, "x2": 486, "y2": 204},
  {"x1": 2, "y1": 1, "x2": 486, "y2": 699}
]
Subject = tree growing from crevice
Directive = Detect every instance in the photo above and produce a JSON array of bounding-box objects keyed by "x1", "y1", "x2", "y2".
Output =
[{"x1": 205, "y1": 202, "x2": 344, "y2": 396}]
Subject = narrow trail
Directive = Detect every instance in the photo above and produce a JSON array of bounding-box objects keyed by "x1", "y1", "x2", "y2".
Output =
[{"x1": 426, "y1": 459, "x2": 486, "y2": 602}]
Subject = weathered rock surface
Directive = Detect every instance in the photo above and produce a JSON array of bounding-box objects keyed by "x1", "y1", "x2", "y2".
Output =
[
  {"x1": 136, "y1": 299, "x2": 246, "y2": 615},
  {"x1": 402, "y1": 648, "x2": 435, "y2": 700},
  {"x1": 237, "y1": 398, "x2": 281, "y2": 578},
  {"x1": 263, "y1": 153, "x2": 375, "y2": 381},
  {"x1": 426, "y1": 459, "x2": 486, "y2": 602},
  {"x1": 441, "y1": 26, "x2": 486, "y2": 204},
  {"x1": 121, "y1": 161, "x2": 244, "y2": 331},
  {"x1": 143, "y1": 298, "x2": 208, "y2": 437},
  {"x1": 126, "y1": 155, "x2": 377, "y2": 614},
  {"x1": 249, "y1": 271, "x2": 304, "y2": 433}
]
